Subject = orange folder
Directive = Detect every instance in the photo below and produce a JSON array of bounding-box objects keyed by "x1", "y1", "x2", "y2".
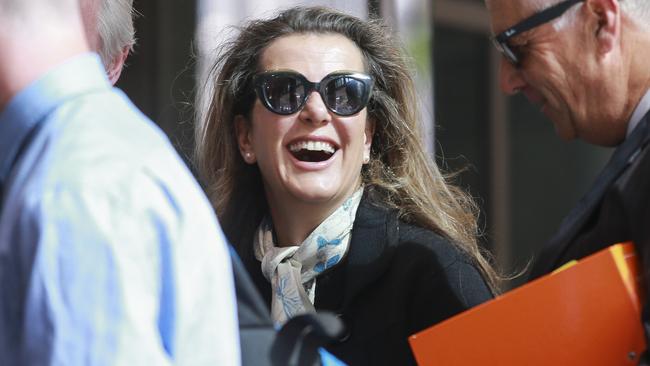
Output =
[{"x1": 409, "y1": 243, "x2": 646, "y2": 366}]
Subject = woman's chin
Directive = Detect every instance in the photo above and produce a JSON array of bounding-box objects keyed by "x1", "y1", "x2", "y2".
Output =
[
  {"x1": 286, "y1": 186, "x2": 341, "y2": 205},
  {"x1": 280, "y1": 178, "x2": 356, "y2": 207}
]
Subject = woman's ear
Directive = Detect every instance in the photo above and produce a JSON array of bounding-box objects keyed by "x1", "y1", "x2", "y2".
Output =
[
  {"x1": 363, "y1": 118, "x2": 376, "y2": 164},
  {"x1": 585, "y1": 0, "x2": 620, "y2": 57},
  {"x1": 234, "y1": 115, "x2": 257, "y2": 164}
]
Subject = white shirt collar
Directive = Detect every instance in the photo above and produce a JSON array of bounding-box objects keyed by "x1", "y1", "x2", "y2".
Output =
[{"x1": 627, "y1": 88, "x2": 650, "y2": 138}]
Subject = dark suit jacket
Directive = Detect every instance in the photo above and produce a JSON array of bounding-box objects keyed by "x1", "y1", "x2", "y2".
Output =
[
  {"x1": 530, "y1": 111, "x2": 650, "y2": 279},
  {"x1": 240, "y1": 196, "x2": 493, "y2": 366}
]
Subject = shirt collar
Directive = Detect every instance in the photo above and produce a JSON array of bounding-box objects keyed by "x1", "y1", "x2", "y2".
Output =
[
  {"x1": 0, "y1": 53, "x2": 108, "y2": 186},
  {"x1": 627, "y1": 88, "x2": 650, "y2": 138}
]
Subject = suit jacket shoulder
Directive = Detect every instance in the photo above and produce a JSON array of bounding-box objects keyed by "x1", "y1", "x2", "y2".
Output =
[{"x1": 531, "y1": 111, "x2": 650, "y2": 278}]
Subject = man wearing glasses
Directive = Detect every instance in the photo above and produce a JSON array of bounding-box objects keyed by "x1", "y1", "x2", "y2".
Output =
[{"x1": 487, "y1": 0, "x2": 650, "y2": 349}]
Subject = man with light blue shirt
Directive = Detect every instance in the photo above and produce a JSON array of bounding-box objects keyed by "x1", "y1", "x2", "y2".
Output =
[{"x1": 0, "y1": 0, "x2": 240, "y2": 364}]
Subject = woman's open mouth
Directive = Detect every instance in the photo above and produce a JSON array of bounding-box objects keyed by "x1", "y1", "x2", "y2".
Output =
[{"x1": 288, "y1": 140, "x2": 338, "y2": 163}]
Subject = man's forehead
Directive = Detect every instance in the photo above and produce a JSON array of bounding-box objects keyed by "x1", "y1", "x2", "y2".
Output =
[{"x1": 487, "y1": 0, "x2": 538, "y2": 34}]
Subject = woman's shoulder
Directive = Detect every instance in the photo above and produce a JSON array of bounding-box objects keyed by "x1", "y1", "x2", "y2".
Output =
[
  {"x1": 355, "y1": 195, "x2": 488, "y2": 282},
  {"x1": 394, "y1": 220, "x2": 493, "y2": 306},
  {"x1": 394, "y1": 218, "x2": 472, "y2": 267},
  {"x1": 356, "y1": 196, "x2": 467, "y2": 263},
  {"x1": 353, "y1": 196, "x2": 493, "y2": 310}
]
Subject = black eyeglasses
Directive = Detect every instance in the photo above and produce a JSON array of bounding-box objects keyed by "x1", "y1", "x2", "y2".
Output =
[
  {"x1": 252, "y1": 70, "x2": 374, "y2": 116},
  {"x1": 492, "y1": 0, "x2": 584, "y2": 66}
]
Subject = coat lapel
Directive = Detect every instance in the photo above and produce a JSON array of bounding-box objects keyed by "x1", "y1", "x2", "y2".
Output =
[
  {"x1": 533, "y1": 111, "x2": 650, "y2": 276},
  {"x1": 315, "y1": 198, "x2": 398, "y2": 311}
]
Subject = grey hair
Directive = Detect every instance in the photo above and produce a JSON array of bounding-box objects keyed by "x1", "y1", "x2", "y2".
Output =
[{"x1": 96, "y1": 0, "x2": 136, "y2": 66}]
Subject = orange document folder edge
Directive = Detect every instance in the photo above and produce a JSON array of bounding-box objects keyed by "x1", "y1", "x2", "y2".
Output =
[{"x1": 409, "y1": 243, "x2": 646, "y2": 366}]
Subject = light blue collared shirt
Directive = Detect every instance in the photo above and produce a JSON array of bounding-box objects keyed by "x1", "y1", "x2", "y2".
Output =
[{"x1": 0, "y1": 54, "x2": 240, "y2": 365}]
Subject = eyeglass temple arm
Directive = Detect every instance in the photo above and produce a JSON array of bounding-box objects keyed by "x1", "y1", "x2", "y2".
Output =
[{"x1": 496, "y1": 0, "x2": 583, "y2": 42}]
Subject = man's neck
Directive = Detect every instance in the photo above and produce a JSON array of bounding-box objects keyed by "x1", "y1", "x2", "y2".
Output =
[{"x1": 0, "y1": 28, "x2": 89, "y2": 109}]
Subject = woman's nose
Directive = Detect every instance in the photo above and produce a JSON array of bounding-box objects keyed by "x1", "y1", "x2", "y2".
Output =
[{"x1": 299, "y1": 91, "x2": 332, "y2": 126}]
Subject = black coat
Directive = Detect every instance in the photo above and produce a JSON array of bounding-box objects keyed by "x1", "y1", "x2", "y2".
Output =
[
  {"x1": 530, "y1": 111, "x2": 650, "y2": 279},
  {"x1": 528, "y1": 111, "x2": 650, "y2": 361},
  {"x1": 240, "y1": 196, "x2": 493, "y2": 366}
]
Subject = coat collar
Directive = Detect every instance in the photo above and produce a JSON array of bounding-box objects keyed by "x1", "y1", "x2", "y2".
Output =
[
  {"x1": 534, "y1": 110, "x2": 650, "y2": 275},
  {"x1": 314, "y1": 196, "x2": 399, "y2": 312}
]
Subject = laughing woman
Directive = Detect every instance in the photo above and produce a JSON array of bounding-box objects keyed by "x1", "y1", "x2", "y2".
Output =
[{"x1": 196, "y1": 6, "x2": 499, "y2": 366}]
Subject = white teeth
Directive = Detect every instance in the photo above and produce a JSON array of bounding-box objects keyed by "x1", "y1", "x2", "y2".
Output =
[{"x1": 288, "y1": 141, "x2": 336, "y2": 154}]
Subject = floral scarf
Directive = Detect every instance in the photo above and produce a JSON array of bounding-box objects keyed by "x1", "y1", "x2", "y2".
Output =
[{"x1": 254, "y1": 187, "x2": 364, "y2": 326}]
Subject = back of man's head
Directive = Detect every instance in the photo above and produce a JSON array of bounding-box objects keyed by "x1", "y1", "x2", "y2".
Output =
[
  {"x1": 96, "y1": 0, "x2": 135, "y2": 69},
  {"x1": 81, "y1": 0, "x2": 135, "y2": 83}
]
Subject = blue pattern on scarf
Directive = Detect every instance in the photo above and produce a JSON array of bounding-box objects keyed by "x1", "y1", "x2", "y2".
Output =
[
  {"x1": 317, "y1": 236, "x2": 342, "y2": 249},
  {"x1": 314, "y1": 255, "x2": 341, "y2": 273},
  {"x1": 275, "y1": 277, "x2": 302, "y2": 319}
]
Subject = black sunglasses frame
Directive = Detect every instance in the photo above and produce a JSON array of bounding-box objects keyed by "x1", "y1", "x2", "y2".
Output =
[
  {"x1": 252, "y1": 71, "x2": 374, "y2": 116},
  {"x1": 492, "y1": 0, "x2": 584, "y2": 66}
]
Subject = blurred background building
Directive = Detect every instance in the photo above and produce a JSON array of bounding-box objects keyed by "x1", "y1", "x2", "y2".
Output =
[{"x1": 117, "y1": 0, "x2": 613, "y2": 288}]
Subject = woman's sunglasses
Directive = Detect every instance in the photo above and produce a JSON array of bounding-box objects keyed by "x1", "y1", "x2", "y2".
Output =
[{"x1": 252, "y1": 71, "x2": 374, "y2": 116}]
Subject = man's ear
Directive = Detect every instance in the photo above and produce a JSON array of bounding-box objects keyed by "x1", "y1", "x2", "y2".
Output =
[
  {"x1": 234, "y1": 115, "x2": 257, "y2": 164},
  {"x1": 585, "y1": 0, "x2": 620, "y2": 57},
  {"x1": 107, "y1": 46, "x2": 130, "y2": 85},
  {"x1": 363, "y1": 118, "x2": 375, "y2": 164}
]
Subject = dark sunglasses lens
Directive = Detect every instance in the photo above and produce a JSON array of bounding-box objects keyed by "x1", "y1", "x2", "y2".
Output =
[
  {"x1": 324, "y1": 76, "x2": 368, "y2": 115},
  {"x1": 262, "y1": 75, "x2": 305, "y2": 114}
]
